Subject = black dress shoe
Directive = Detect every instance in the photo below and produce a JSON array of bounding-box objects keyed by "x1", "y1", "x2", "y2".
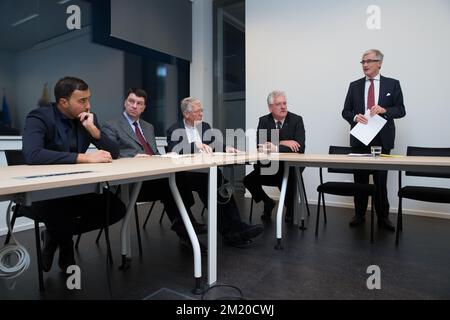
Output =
[
  {"x1": 41, "y1": 230, "x2": 58, "y2": 272},
  {"x1": 378, "y1": 218, "x2": 395, "y2": 232},
  {"x1": 223, "y1": 236, "x2": 253, "y2": 248},
  {"x1": 349, "y1": 215, "x2": 365, "y2": 227},
  {"x1": 179, "y1": 235, "x2": 208, "y2": 256},
  {"x1": 238, "y1": 224, "x2": 264, "y2": 240},
  {"x1": 58, "y1": 239, "x2": 76, "y2": 272}
]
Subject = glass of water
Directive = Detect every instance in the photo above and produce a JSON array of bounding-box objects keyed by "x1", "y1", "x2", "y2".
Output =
[{"x1": 371, "y1": 146, "x2": 382, "y2": 158}]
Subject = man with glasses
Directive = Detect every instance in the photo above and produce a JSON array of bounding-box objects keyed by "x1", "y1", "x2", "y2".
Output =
[
  {"x1": 102, "y1": 89, "x2": 208, "y2": 254},
  {"x1": 166, "y1": 97, "x2": 264, "y2": 248},
  {"x1": 244, "y1": 90, "x2": 306, "y2": 223},
  {"x1": 342, "y1": 49, "x2": 406, "y2": 231}
]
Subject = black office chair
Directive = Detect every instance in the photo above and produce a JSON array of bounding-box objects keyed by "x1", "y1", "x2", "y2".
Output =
[
  {"x1": 315, "y1": 146, "x2": 376, "y2": 242},
  {"x1": 248, "y1": 169, "x2": 311, "y2": 223},
  {"x1": 4, "y1": 150, "x2": 45, "y2": 291},
  {"x1": 396, "y1": 146, "x2": 450, "y2": 245},
  {"x1": 75, "y1": 186, "x2": 144, "y2": 257}
]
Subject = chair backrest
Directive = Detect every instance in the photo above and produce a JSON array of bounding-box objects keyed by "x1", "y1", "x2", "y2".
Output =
[
  {"x1": 405, "y1": 146, "x2": 450, "y2": 179},
  {"x1": 5, "y1": 150, "x2": 26, "y2": 166},
  {"x1": 327, "y1": 146, "x2": 355, "y2": 174}
]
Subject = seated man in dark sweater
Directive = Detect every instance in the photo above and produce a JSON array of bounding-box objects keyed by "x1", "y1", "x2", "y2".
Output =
[{"x1": 22, "y1": 77, "x2": 126, "y2": 272}]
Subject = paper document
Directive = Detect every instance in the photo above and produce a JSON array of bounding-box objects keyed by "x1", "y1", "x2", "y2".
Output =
[
  {"x1": 158, "y1": 153, "x2": 193, "y2": 158},
  {"x1": 347, "y1": 153, "x2": 372, "y2": 157},
  {"x1": 350, "y1": 110, "x2": 387, "y2": 146}
]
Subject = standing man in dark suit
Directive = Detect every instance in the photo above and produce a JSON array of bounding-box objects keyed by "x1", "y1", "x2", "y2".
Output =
[
  {"x1": 342, "y1": 49, "x2": 406, "y2": 231},
  {"x1": 167, "y1": 97, "x2": 264, "y2": 247},
  {"x1": 244, "y1": 90, "x2": 306, "y2": 223},
  {"x1": 102, "y1": 89, "x2": 207, "y2": 251},
  {"x1": 22, "y1": 77, "x2": 126, "y2": 272}
]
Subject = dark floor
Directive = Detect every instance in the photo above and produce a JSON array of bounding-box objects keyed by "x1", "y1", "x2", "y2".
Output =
[{"x1": 1, "y1": 194, "x2": 450, "y2": 300}]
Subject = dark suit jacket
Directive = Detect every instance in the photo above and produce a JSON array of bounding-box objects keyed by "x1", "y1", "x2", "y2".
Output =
[
  {"x1": 102, "y1": 114, "x2": 160, "y2": 157},
  {"x1": 166, "y1": 121, "x2": 225, "y2": 154},
  {"x1": 256, "y1": 112, "x2": 306, "y2": 154},
  {"x1": 342, "y1": 75, "x2": 406, "y2": 150},
  {"x1": 22, "y1": 105, "x2": 119, "y2": 165}
]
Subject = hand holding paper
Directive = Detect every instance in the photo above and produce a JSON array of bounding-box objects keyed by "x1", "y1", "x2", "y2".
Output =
[{"x1": 350, "y1": 109, "x2": 387, "y2": 146}]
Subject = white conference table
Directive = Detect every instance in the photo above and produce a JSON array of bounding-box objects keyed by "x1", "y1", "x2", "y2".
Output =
[
  {"x1": 269, "y1": 153, "x2": 450, "y2": 249},
  {"x1": 0, "y1": 152, "x2": 267, "y2": 292}
]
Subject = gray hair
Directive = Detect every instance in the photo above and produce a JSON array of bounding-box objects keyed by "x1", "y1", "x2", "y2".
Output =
[
  {"x1": 267, "y1": 90, "x2": 287, "y2": 106},
  {"x1": 363, "y1": 49, "x2": 384, "y2": 62},
  {"x1": 180, "y1": 97, "x2": 201, "y2": 113}
]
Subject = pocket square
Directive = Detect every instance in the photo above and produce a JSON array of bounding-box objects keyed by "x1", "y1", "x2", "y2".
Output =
[{"x1": 386, "y1": 93, "x2": 391, "y2": 96}]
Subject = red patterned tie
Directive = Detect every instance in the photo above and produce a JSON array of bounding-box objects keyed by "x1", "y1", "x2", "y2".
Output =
[
  {"x1": 367, "y1": 79, "x2": 375, "y2": 110},
  {"x1": 133, "y1": 122, "x2": 153, "y2": 155}
]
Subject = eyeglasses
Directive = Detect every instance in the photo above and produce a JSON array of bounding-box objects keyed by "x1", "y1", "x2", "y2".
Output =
[{"x1": 360, "y1": 59, "x2": 380, "y2": 65}]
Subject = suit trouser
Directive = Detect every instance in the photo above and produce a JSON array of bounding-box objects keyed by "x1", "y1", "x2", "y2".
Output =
[
  {"x1": 243, "y1": 162, "x2": 298, "y2": 217},
  {"x1": 352, "y1": 147, "x2": 391, "y2": 219},
  {"x1": 30, "y1": 190, "x2": 126, "y2": 244},
  {"x1": 176, "y1": 171, "x2": 245, "y2": 236}
]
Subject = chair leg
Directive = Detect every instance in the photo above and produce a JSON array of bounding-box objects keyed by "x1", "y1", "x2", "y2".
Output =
[
  {"x1": 142, "y1": 201, "x2": 156, "y2": 229},
  {"x1": 321, "y1": 193, "x2": 327, "y2": 223},
  {"x1": 134, "y1": 205, "x2": 143, "y2": 257},
  {"x1": 103, "y1": 226, "x2": 113, "y2": 265},
  {"x1": 301, "y1": 177, "x2": 311, "y2": 217},
  {"x1": 396, "y1": 197, "x2": 402, "y2": 246},
  {"x1": 95, "y1": 228, "x2": 103, "y2": 244},
  {"x1": 315, "y1": 193, "x2": 321, "y2": 237},
  {"x1": 75, "y1": 233, "x2": 82, "y2": 250},
  {"x1": 370, "y1": 196, "x2": 374, "y2": 244},
  {"x1": 249, "y1": 197, "x2": 254, "y2": 223},
  {"x1": 34, "y1": 222, "x2": 45, "y2": 292},
  {"x1": 4, "y1": 203, "x2": 18, "y2": 245},
  {"x1": 159, "y1": 207, "x2": 166, "y2": 224}
]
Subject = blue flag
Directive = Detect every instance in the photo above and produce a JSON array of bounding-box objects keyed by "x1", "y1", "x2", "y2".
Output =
[{"x1": 1, "y1": 93, "x2": 12, "y2": 126}]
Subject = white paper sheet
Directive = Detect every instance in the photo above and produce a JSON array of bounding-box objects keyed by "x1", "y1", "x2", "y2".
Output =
[{"x1": 350, "y1": 109, "x2": 387, "y2": 146}]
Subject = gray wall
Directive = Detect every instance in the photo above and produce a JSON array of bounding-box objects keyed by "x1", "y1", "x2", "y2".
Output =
[
  {"x1": 246, "y1": 0, "x2": 450, "y2": 217},
  {"x1": 13, "y1": 28, "x2": 126, "y2": 131}
]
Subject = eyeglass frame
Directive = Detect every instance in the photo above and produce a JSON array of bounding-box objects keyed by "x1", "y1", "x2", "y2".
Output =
[{"x1": 360, "y1": 59, "x2": 381, "y2": 65}]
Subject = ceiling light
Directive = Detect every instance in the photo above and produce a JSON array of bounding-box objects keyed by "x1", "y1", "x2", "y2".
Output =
[{"x1": 11, "y1": 14, "x2": 39, "y2": 27}]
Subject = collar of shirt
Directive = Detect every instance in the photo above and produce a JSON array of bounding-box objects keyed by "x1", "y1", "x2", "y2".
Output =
[
  {"x1": 365, "y1": 73, "x2": 381, "y2": 82},
  {"x1": 183, "y1": 120, "x2": 202, "y2": 144},
  {"x1": 55, "y1": 106, "x2": 74, "y2": 129},
  {"x1": 273, "y1": 117, "x2": 286, "y2": 128},
  {"x1": 123, "y1": 111, "x2": 141, "y2": 131}
]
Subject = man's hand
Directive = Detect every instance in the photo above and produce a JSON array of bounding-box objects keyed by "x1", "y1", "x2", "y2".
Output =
[
  {"x1": 78, "y1": 112, "x2": 100, "y2": 140},
  {"x1": 225, "y1": 146, "x2": 240, "y2": 153},
  {"x1": 258, "y1": 142, "x2": 277, "y2": 153},
  {"x1": 280, "y1": 140, "x2": 301, "y2": 152},
  {"x1": 355, "y1": 114, "x2": 368, "y2": 124},
  {"x1": 369, "y1": 105, "x2": 386, "y2": 117},
  {"x1": 134, "y1": 154, "x2": 151, "y2": 158},
  {"x1": 198, "y1": 143, "x2": 213, "y2": 154},
  {"x1": 77, "y1": 150, "x2": 112, "y2": 163}
]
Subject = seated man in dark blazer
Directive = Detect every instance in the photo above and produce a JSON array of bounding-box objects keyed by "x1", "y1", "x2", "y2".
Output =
[
  {"x1": 342, "y1": 49, "x2": 406, "y2": 231},
  {"x1": 22, "y1": 77, "x2": 126, "y2": 272},
  {"x1": 167, "y1": 97, "x2": 264, "y2": 248},
  {"x1": 102, "y1": 88, "x2": 207, "y2": 252},
  {"x1": 244, "y1": 90, "x2": 306, "y2": 223}
]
